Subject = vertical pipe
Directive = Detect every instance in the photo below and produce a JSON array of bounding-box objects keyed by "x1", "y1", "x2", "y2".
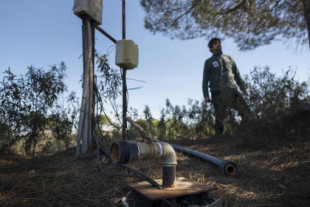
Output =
[
  {"x1": 76, "y1": 16, "x2": 88, "y2": 155},
  {"x1": 82, "y1": 18, "x2": 92, "y2": 153},
  {"x1": 162, "y1": 165, "x2": 176, "y2": 187},
  {"x1": 89, "y1": 20, "x2": 95, "y2": 147},
  {"x1": 111, "y1": 141, "x2": 177, "y2": 187},
  {"x1": 122, "y1": 0, "x2": 127, "y2": 140},
  {"x1": 87, "y1": 20, "x2": 94, "y2": 149},
  {"x1": 122, "y1": 69, "x2": 127, "y2": 140},
  {"x1": 122, "y1": 0, "x2": 126, "y2": 39},
  {"x1": 76, "y1": 16, "x2": 93, "y2": 154}
]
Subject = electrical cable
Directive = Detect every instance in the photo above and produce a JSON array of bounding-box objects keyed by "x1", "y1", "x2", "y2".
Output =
[
  {"x1": 93, "y1": 132, "x2": 161, "y2": 189},
  {"x1": 92, "y1": 82, "x2": 162, "y2": 189},
  {"x1": 94, "y1": 87, "x2": 120, "y2": 129},
  {"x1": 108, "y1": 97, "x2": 122, "y2": 124},
  {"x1": 106, "y1": 45, "x2": 116, "y2": 56},
  {"x1": 128, "y1": 86, "x2": 142, "y2": 91},
  {"x1": 126, "y1": 78, "x2": 146, "y2": 83},
  {"x1": 126, "y1": 77, "x2": 144, "y2": 90}
]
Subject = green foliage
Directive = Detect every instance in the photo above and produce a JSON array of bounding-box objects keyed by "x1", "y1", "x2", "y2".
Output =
[
  {"x1": 49, "y1": 91, "x2": 79, "y2": 150},
  {"x1": 49, "y1": 112, "x2": 73, "y2": 150},
  {"x1": 0, "y1": 63, "x2": 71, "y2": 155},
  {"x1": 94, "y1": 53, "x2": 123, "y2": 139},
  {"x1": 142, "y1": 105, "x2": 158, "y2": 138},
  {"x1": 124, "y1": 66, "x2": 309, "y2": 149},
  {"x1": 126, "y1": 106, "x2": 159, "y2": 140},
  {"x1": 94, "y1": 114, "x2": 120, "y2": 141},
  {"x1": 97, "y1": 114, "x2": 114, "y2": 126},
  {"x1": 127, "y1": 100, "x2": 214, "y2": 141},
  {"x1": 0, "y1": 68, "x2": 25, "y2": 153},
  {"x1": 187, "y1": 99, "x2": 214, "y2": 137},
  {"x1": 246, "y1": 66, "x2": 309, "y2": 119},
  {"x1": 235, "y1": 66, "x2": 310, "y2": 150},
  {"x1": 23, "y1": 64, "x2": 67, "y2": 155},
  {"x1": 0, "y1": 123, "x2": 11, "y2": 153},
  {"x1": 141, "y1": 0, "x2": 309, "y2": 50},
  {"x1": 96, "y1": 54, "x2": 122, "y2": 100},
  {"x1": 2, "y1": 61, "x2": 307, "y2": 154}
]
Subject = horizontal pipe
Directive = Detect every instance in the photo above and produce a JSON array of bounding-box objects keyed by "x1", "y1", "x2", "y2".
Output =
[
  {"x1": 111, "y1": 141, "x2": 177, "y2": 165},
  {"x1": 170, "y1": 144, "x2": 238, "y2": 176},
  {"x1": 111, "y1": 140, "x2": 177, "y2": 187}
]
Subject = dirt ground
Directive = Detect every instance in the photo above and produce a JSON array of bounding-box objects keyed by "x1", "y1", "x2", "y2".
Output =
[{"x1": 1, "y1": 136, "x2": 309, "y2": 207}]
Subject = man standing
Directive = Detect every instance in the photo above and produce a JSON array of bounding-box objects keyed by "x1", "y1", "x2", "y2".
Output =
[{"x1": 202, "y1": 38, "x2": 250, "y2": 135}]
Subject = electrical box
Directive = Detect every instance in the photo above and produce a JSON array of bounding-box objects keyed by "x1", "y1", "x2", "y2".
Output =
[
  {"x1": 73, "y1": 0, "x2": 103, "y2": 25},
  {"x1": 115, "y1": 40, "x2": 139, "y2": 69}
]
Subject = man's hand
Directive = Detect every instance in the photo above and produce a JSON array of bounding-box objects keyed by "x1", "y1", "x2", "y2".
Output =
[{"x1": 204, "y1": 97, "x2": 211, "y2": 103}]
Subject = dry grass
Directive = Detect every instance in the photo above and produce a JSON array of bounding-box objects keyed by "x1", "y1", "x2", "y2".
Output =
[
  {"x1": 171, "y1": 138, "x2": 310, "y2": 207},
  {"x1": 1, "y1": 136, "x2": 310, "y2": 207}
]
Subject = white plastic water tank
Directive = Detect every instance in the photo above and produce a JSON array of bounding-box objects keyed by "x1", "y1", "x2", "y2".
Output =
[
  {"x1": 74, "y1": 0, "x2": 103, "y2": 25},
  {"x1": 115, "y1": 40, "x2": 139, "y2": 69}
]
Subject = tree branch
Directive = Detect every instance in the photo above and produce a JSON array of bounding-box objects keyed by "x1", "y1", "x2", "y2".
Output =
[
  {"x1": 224, "y1": 0, "x2": 249, "y2": 14},
  {"x1": 302, "y1": 0, "x2": 310, "y2": 47},
  {"x1": 169, "y1": 0, "x2": 201, "y2": 27}
]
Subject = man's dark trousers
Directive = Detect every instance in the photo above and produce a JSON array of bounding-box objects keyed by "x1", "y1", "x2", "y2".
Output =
[{"x1": 211, "y1": 87, "x2": 251, "y2": 135}]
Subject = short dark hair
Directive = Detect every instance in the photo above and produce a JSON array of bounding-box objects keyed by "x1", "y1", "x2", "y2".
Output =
[{"x1": 208, "y1": 38, "x2": 221, "y2": 49}]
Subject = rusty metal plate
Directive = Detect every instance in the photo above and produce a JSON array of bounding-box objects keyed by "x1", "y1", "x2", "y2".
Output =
[{"x1": 128, "y1": 177, "x2": 217, "y2": 201}]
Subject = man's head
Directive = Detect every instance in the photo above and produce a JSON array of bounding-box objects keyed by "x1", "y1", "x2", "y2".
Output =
[{"x1": 208, "y1": 38, "x2": 222, "y2": 53}]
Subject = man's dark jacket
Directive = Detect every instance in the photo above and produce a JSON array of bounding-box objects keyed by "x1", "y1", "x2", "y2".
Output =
[{"x1": 202, "y1": 52, "x2": 246, "y2": 98}]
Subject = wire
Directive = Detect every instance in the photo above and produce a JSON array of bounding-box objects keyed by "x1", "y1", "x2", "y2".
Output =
[
  {"x1": 94, "y1": 86, "x2": 121, "y2": 129},
  {"x1": 92, "y1": 81, "x2": 162, "y2": 189},
  {"x1": 128, "y1": 86, "x2": 142, "y2": 91},
  {"x1": 106, "y1": 45, "x2": 116, "y2": 56},
  {"x1": 93, "y1": 132, "x2": 161, "y2": 189},
  {"x1": 126, "y1": 78, "x2": 146, "y2": 83}
]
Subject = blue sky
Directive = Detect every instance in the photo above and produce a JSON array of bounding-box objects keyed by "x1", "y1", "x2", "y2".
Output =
[{"x1": 0, "y1": 0, "x2": 309, "y2": 119}]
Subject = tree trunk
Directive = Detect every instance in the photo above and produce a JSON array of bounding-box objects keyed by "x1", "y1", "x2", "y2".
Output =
[{"x1": 303, "y1": 0, "x2": 310, "y2": 48}]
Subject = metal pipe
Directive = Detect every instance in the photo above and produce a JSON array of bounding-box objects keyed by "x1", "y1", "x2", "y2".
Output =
[
  {"x1": 122, "y1": 0, "x2": 126, "y2": 39},
  {"x1": 122, "y1": 69, "x2": 127, "y2": 140},
  {"x1": 82, "y1": 18, "x2": 93, "y2": 153},
  {"x1": 111, "y1": 140, "x2": 177, "y2": 187},
  {"x1": 121, "y1": 0, "x2": 127, "y2": 140},
  {"x1": 76, "y1": 16, "x2": 93, "y2": 155},
  {"x1": 170, "y1": 144, "x2": 238, "y2": 176},
  {"x1": 95, "y1": 25, "x2": 117, "y2": 44}
]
